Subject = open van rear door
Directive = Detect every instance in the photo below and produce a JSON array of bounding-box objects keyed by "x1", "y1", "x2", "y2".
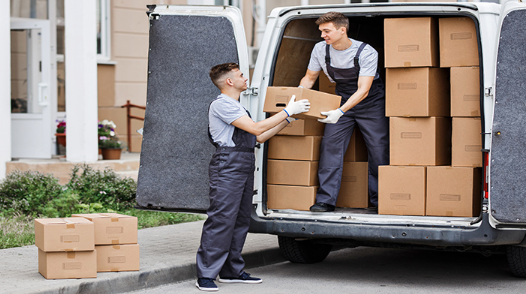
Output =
[
  {"x1": 136, "y1": 5, "x2": 249, "y2": 213},
  {"x1": 489, "y1": 2, "x2": 526, "y2": 228}
]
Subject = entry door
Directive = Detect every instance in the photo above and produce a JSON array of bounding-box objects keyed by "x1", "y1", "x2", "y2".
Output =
[
  {"x1": 489, "y1": 2, "x2": 526, "y2": 228},
  {"x1": 10, "y1": 18, "x2": 53, "y2": 159},
  {"x1": 136, "y1": 5, "x2": 249, "y2": 213}
]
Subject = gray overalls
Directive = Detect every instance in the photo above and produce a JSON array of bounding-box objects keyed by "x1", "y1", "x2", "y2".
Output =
[
  {"x1": 196, "y1": 97, "x2": 257, "y2": 279},
  {"x1": 316, "y1": 43, "x2": 389, "y2": 207}
]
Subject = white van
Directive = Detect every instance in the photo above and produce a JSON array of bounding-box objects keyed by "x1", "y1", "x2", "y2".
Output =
[{"x1": 136, "y1": 1, "x2": 526, "y2": 277}]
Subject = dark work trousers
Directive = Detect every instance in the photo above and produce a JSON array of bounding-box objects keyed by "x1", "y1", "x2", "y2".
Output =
[
  {"x1": 196, "y1": 98, "x2": 257, "y2": 279},
  {"x1": 316, "y1": 42, "x2": 389, "y2": 207}
]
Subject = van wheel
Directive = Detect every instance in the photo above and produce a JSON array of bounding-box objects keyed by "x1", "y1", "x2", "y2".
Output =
[
  {"x1": 507, "y1": 246, "x2": 526, "y2": 277},
  {"x1": 278, "y1": 236, "x2": 332, "y2": 264}
]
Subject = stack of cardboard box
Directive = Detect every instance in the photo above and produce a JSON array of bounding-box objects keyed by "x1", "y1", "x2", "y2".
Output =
[
  {"x1": 35, "y1": 213, "x2": 139, "y2": 280},
  {"x1": 72, "y1": 213, "x2": 140, "y2": 273},
  {"x1": 35, "y1": 217, "x2": 97, "y2": 279},
  {"x1": 379, "y1": 17, "x2": 482, "y2": 217},
  {"x1": 264, "y1": 86, "x2": 369, "y2": 210}
]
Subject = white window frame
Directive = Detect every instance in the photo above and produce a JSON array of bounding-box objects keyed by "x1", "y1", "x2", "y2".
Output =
[{"x1": 97, "y1": 0, "x2": 111, "y2": 61}]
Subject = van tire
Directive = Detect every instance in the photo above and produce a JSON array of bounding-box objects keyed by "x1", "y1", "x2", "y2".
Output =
[
  {"x1": 278, "y1": 236, "x2": 332, "y2": 264},
  {"x1": 507, "y1": 246, "x2": 526, "y2": 277}
]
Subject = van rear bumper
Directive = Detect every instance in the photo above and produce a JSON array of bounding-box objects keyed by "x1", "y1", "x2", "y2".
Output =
[{"x1": 249, "y1": 210, "x2": 526, "y2": 247}]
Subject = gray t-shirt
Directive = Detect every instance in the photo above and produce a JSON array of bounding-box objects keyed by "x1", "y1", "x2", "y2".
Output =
[
  {"x1": 208, "y1": 93, "x2": 250, "y2": 147},
  {"x1": 307, "y1": 38, "x2": 380, "y2": 82}
]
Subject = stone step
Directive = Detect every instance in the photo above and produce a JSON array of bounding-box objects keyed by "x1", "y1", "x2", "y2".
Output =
[{"x1": 6, "y1": 153, "x2": 140, "y2": 185}]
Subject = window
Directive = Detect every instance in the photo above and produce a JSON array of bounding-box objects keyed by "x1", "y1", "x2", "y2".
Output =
[{"x1": 96, "y1": 0, "x2": 111, "y2": 60}]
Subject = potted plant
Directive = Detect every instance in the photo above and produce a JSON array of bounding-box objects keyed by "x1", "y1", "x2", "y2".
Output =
[
  {"x1": 99, "y1": 136, "x2": 123, "y2": 160},
  {"x1": 55, "y1": 119, "x2": 66, "y2": 147}
]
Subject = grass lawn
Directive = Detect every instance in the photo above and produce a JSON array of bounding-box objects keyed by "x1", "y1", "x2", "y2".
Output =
[{"x1": 0, "y1": 209, "x2": 205, "y2": 250}]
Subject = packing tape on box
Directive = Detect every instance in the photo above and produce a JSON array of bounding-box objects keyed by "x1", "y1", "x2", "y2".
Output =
[
  {"x1": 67, "y1": 252, "x2": 76, "y2": 259},
  {"x1": 113, "y1": 245, "x2": 121, "y2": 249},
  {"x1": 112, "y1": 239, "x2": 120, "y2": 244},
  {"x1": 471, "y1": 110, "x2": 480, "y2": 116},
  {"x1": 111, "y1": 217, "x2": 119, "y2": 222},
  {"x1": 404, "y1": 62, "x2": 412, "y2": 67},
  {"x1": 445, "y1": 211, "x2": 454, "y2": 216}
]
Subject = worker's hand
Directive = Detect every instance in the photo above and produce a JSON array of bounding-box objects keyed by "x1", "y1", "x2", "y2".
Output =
[
  {"x1": 283, "y1": 95, "x2": 310, "y2": 116},
  {"x1": 318, "y1": 108, "x2": 344, "y2": 124},
  {"x1": 285, "y1": 117, "x2": 297, "y2": 123}
]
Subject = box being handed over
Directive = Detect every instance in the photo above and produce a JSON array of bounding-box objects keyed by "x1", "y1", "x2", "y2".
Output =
[{"x1": 264, "y1": 87, "x2": 341, "y2": 120}]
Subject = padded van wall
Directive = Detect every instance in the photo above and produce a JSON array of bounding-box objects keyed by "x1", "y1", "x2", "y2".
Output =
[
  {"x1": 137, "y1": 13, "x2": 239, "y2": 211},
  {"x1": 490, "y1": 9, "x2": 526, "y2": 224}
]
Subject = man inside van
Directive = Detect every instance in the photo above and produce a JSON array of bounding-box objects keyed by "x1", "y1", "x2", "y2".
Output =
[
  {"x1": 299, "y1": 12, "x2": 389, "y2": 212},
  {"x1": 196, "y1": 62, "x2": 310, "y2": 291}
]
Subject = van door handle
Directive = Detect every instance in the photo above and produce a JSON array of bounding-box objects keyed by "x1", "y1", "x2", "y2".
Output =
[{"x1": 38, "y1": 83, "x2": 49, "y2": 106}]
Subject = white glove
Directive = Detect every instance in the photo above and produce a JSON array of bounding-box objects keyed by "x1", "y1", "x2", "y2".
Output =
[
  {"x1": 318, "y1": 108, "x2": 345, "y2": 124},
  {"x1": 283, "y1": 95, "x2": 310, "y2": 116},
  {"x1": 285, "y1": 117, "x2": 297, "y2": 123}
]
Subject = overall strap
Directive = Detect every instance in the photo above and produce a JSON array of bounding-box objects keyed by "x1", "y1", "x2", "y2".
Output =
[
  {"x1": 353, "y1": 42, "x2": 368, "y2": 69},
  {"x1": 325, "y1": 44, "x2": 331, "y2": 65}
]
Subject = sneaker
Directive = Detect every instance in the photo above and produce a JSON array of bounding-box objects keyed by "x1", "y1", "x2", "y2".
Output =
[
  {"x1": 310, "y1": 202, "x2": 335, "y2": 212},
  {"x1": 219, "y1": 272, "x2": 262, "y2": 284},
  {"x1": 196, "y1": 278, "x2": 218, "y2": 291}
]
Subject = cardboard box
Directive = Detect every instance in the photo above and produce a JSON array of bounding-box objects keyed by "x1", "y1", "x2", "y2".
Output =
[
  {"x1": 319, "y1": 71, "x2": 336, "y2": 94},
  {"x1": 439, "y1": 17, "x2": 479, "y2": 67},
  {"x1": 384, "y1": 17, "x2": 439, "y2": 68},
  {"x1": 267, "y1": 185, "x2": 317, "y2": 211},
  {"x1": 390, "y1": 117, "x2": 451, "y2": 166},
  {"x1": 38, "y1": 249, "x2": 97, "y2": 279},
  {"x1": 264, "y1": 87, "x2": 341, "y2": 120},
  {"x1": 268, "y1": 136, "x2": 322, "y2": 161},
  {"x1": 451, "y1": 67, "x2": 480, "y2": 117},
  {"x1": 378, "y1": 165, "x2": 426, "y2": 216},
  {"x1": 336, "y1": 162, "x2": 369, "y2": 208},
  {"x1": 96, "y1": 244, "x2": 140, "y2": 272},
  {"x1": 344, "y1": 128, "x2": 368, "y2": 162},
  {"x1": 452, "y1": 118, "x2": 482, "y2": 167},
  {"x1": 386, "y1": 67, "x2": 450, "y2": 117},
  {"x1": 34, "y1": 218, "x2": 94, "y2": 252},
  {"x1": 277, "y1": 119, "x2": 325, "y2": 136},
  {"x1": 267, "y1": 160, "x2": 318, "y2": 186},
  {"x1": 71, "y1": 213, "x2": 138, "y2": 245},
  {"x1": 426, "y1": 166, "x2": 482, "y2": 217}
]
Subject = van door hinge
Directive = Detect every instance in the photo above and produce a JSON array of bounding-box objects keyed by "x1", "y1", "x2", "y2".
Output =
[
  {"x1": 484, "y1": 87, "x2": 493, "y2": 97},
  {"x1": 245, "y1": 87, "x2": 259, "y2": 96}
]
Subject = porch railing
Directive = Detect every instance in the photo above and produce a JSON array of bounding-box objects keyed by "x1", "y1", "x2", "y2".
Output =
[{"x1": 121, "y1": 100, "x2": 145, "y2": 152}]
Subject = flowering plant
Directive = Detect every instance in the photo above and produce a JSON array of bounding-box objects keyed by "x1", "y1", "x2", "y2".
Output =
[
  {"x1": 98, "y1": 136, "x2": 122, "y2": 149},
  {"x1": 98, "y1": 120, "x2": 116, "y2": 138},
  {"x1": 56, "y1": 119, "x2": 66, "y2": 133}
]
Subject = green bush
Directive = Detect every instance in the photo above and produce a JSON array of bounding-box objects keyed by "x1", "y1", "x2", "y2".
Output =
[
  {"x1": 0, "y1": 170, "x2": 63, "y2": 217},
  {"x1": 66, "y1": 164, "x2": 137, "y2": 211},
  {"x1": 0, "y1": 214, "x2": 35, "y2": 249}
]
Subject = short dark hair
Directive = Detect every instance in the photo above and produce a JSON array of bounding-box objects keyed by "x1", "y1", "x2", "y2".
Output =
[
  {"x1": 315, "y1": 11, "x2": 349, "y2": 31},
  {"x1": 209, "y1": 62, "x2": 239, "y2": 88}
]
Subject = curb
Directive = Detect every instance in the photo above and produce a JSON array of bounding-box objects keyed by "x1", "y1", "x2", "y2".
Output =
[{"x1": 30, "y1": 248, "x2": 285, "y2": 294}]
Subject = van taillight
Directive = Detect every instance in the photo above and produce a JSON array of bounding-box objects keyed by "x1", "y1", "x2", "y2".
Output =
[{"x1": 483, "y1": 151, "x2": 489, "y2": 199}]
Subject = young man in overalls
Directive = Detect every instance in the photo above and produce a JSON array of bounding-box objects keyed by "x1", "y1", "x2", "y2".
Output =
[
  {"x1": 196, "y1": 63, "x2": 310, "y2": 291},
  {"x1": 299, "y1": 12, "x2": 389, "y2": 212}
]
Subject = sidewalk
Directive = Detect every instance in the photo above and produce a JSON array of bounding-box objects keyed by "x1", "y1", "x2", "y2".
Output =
[{"x1": 0, "y1": 220, "x2": 284, "y2": 294}]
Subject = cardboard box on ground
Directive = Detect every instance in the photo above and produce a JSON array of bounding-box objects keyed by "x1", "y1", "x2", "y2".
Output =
[{"x1": 35, "y1": 213, "x2": 140, "y2": 279}]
